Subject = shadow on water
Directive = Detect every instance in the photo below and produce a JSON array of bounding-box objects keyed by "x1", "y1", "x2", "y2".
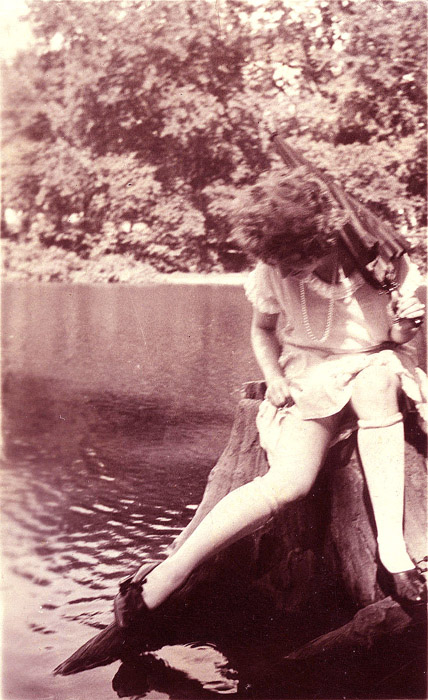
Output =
[
  {"x1": 109, "y1": 632, "x2": 427, "y2": 700},
  {"x1": 1, "y1": 281, "x2": 260, "y2": 699},
  {"x1": 1, "y1": 371, "x2": 245, "y2": 699},
  {"x1": 2, "y1": 371, "x2": 233, "y2": 594}
]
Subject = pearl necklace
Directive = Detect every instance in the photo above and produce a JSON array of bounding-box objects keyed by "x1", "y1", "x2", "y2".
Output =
[
  {"x1": 298, "y1": 269, "x2": 365, "y2": 299},
  {"x1": 299, "y1": 257, "x2": 338, "y2": 344}
]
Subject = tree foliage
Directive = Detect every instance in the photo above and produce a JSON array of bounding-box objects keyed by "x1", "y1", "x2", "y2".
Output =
[{"x1": 2, "y1": 0, "x2": 426, "y2": 275}]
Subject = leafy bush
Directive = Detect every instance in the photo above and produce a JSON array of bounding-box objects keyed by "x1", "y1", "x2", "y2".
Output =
[
  {"x1": 2, "y1": 239, "x2": 162, "y2": 283},
  {"x1": 2, "y1": 0, "x2": 426, "y2": 277}
]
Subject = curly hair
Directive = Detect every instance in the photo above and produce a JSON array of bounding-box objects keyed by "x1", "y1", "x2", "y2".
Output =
[{"x1": 231, "y1": 167, "x2": 350, "y2": 266}]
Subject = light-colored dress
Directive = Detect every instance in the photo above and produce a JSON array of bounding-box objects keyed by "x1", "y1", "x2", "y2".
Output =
[{"x1": 244, "y1": 255, "x2": 427, "y2": 452}]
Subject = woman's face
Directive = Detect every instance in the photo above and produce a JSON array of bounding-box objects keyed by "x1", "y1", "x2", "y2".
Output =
[{"x1": 277, "y1": 254, "x2": 331, "y2": 278}]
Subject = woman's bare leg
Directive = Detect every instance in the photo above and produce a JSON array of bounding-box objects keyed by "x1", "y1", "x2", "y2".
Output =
[
  {"x1": 351, "y1": 365, "x2": 414, "y2": 573},
  {"x1": 139, "y1": 412, "x2": 339, "y2": 610}
]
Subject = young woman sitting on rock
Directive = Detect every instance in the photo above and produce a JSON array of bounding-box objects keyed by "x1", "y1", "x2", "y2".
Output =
[{"x1": 114, "y1": 168, "x2": 427, "y2": 630}]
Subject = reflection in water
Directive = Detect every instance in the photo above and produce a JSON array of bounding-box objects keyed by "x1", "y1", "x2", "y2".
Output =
[
  {"x1": 113, "y1": 646, "x2": 239, "y2": 698},
  {"x1": 1, "y1": 281, "x2": 258, "y2": 699}
]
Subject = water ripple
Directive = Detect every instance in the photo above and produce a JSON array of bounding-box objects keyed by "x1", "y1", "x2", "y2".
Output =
[{"x1": 1, "y1": 281, "x2": 258, "y2": 699}]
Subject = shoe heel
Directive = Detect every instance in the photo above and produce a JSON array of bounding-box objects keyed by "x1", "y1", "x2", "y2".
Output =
[{"x1": 376, "y1": 559, "x2": 427, "y2": 608}]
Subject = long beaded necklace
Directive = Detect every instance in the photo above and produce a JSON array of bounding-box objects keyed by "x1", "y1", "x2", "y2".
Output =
[{"x1": 299, "y1": 254, "x2": 339, "y2": 344}]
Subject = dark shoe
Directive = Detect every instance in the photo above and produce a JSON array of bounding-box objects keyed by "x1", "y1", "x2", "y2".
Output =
[
  {"x1": 378, "y1": 562, "x2": 427, "y2": 606},
  {"x1": 389, "y1": 569, "x2": 427, "y2": 604},
  {"x1": 114, "y1": 561, "x2": 160, "y2": 629}
]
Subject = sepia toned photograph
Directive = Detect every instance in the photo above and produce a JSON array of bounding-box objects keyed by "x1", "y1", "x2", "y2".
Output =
[{"x1": 1, "y1": 1, "x2": 427, "y2": 698}]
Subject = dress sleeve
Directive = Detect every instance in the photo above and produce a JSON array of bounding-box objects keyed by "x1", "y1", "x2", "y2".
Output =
[
  {"x1": 396, "y1": 254, "x2": 425, "y2": 297},
  {"x1": 244, "y1": 262, "x2": 281, "y2": 314}
]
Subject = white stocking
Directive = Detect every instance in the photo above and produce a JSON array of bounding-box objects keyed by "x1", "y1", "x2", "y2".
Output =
[
  {"x1": 357, "y1": 412, "x2": 414, "y2": 573},
  {"x1": 140, "y1": 412, "x2": 336, "y2": 609},
  {"x1": 141, "y1": 476, "x2": 279, "y2": 609}
]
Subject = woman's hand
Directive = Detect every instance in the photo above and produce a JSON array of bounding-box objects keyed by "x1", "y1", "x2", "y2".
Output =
[
  {"x1": 265, "y1": 376, "x2": 293, "y2": 407},
  {"x1": 251, "y1": 310, "x2": 293, "y2": 407},
  {"x1": 389, "y1": 292, "x2": 425, "y2": 344}
]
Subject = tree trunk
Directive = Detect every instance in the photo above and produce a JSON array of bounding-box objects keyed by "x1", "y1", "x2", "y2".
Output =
[
  {"x1": 54, "y1": 382, "x2": 426, "y2": 681},
  {"x1": 171, "y1": 382, "x2": 426, "y2": 612}
]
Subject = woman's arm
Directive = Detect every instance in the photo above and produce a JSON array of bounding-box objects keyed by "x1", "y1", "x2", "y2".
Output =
[
  {"x1": 388, "y1": 256, "x2": 426, "y2": 344},
  {"x1": 389, "y1": 292, "x2": 426, "y2": 344},
  {"x1": 251, "y1": 309, "x2": 292, "y2": 407}
]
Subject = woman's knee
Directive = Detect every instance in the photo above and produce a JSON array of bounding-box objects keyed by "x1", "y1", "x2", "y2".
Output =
[
  {"x1": 257, "y1": 415, "x2": 337, "y2": 509},
  {"x1": 351, "y1": 365, "x2": 400, "y2": 419},
  {"x1": 258, "y1": 469, "x2": 314, "y2": 509}
]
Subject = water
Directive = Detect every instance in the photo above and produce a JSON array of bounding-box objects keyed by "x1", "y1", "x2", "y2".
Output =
[{"x1": 1, "y1": 281, "x2": 259, "y2": 699}]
